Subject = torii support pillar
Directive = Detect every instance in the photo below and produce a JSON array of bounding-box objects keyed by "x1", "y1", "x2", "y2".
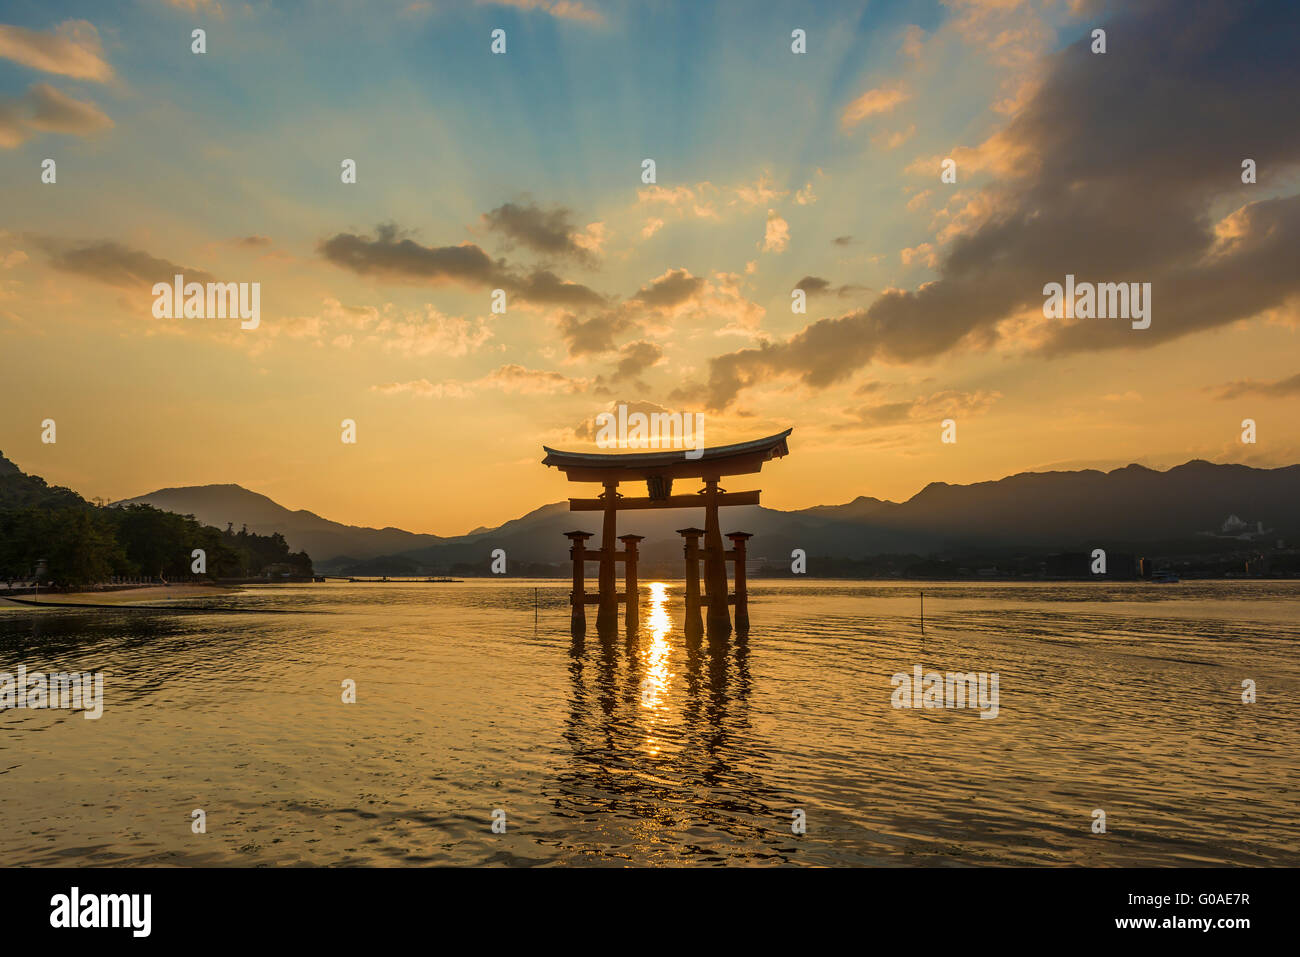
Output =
[
  {"x1": 727, "y1": 532, "x2": 752, "y2": 636},
  {"x1": 702, "y1": 479, "x2": 732, "y2": 640},
  {"x1": 677, "y1": 527, "x2": 705, "y2": 641},
  {"x1": 619, "y1": 534, "x2": 643, "y2": 633},
  {"x1": 596, "y1": 481, "x2": 620, "y2": 636},
  {"x1": 565, "y1": 530, "x2": 592, "y2": 637}
]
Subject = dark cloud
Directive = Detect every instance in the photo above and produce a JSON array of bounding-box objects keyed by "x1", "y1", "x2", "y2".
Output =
[
  {"x1": 593, "y1": 340, "x2": 664, "y2": 391},
  {"x1": 320, "y1": 223, "x2": 504, "y2": 285},
  {"x1": 571, "y1": 400, "x2": 669, "y2": 440},
  {"x1": 319, "y1": 223, "x2": 606, "y2": 309},
  {"x1": 558, "y1": 307, "x2": 639, "y2": 357},
  {"x1": 554, "y1": 268, "x2": 705, "y2": 358},
  {"x1": 612, "y1": 340, "x2": 663, "y2": 378},
  {"x1": 795, "y1": 276, "x2": 832, "y2": 296},
  {"x1": 682, "y1": 0, "x2": 1300, "y2": 409},
  {"x1": 630, "y1": 268, "x2": 705, "y2": 309},
  {"x1": 795, "y1": 275, "x2": 871, "y2": 301},
  {"x1": 483, "y1": 201, "x2": 594, "y2": 263},
  {"x1": 38, "y1": 238, "x2": 213, "y2": 288},
  {"x1": 513, "y1": 268, "x2": 606, "y2": 308},
  {"x1": 796, "y1": 275, "x2": 870, "y2": 300},
  {"x1": 831, "y1": 235, "x2": 854, "y2": 246},
  {"x1": 0, "y1": 82, "x2": 111, "y2": 147},
  {"x1": 674, "y1": 308, "x2": 876, "y2": 409},
  {"x1": 25, "y1": 82, "x2": 111, "y2": 134},
  {"x1": 558, "y1": 267, "x2": 715, "y2": 358}
]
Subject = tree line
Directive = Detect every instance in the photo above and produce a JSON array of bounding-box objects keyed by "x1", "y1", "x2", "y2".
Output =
[{"x1": 0, "y1": 452, "x2": 312, "y2": 588}]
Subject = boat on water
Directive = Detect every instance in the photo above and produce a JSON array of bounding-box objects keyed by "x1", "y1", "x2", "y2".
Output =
[
  {"x1": 340, "y1": 576, "x2": 463, "y2": 583},
  {"x1": 1151, "y1": 570, "x2": 1180, "y2": 583}
]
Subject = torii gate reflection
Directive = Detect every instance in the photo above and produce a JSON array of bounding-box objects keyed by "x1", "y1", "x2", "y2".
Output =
[{"x1": 541, "y1": 429, "x2": 792, "y2": 640}]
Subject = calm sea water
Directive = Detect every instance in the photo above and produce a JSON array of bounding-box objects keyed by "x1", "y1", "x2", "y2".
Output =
[{"x1": 2, "y1": 580, "x2": 1297, "y2": 867}]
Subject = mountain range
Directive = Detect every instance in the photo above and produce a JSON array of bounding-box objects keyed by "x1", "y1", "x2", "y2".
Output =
[{"x1": 115, "y1": 460, "x2": 1298, "y2": 573}]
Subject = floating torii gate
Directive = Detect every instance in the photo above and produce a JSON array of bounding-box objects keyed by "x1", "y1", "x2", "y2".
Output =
[{"x1": 541, "y1": 428, "x2": 792, "y2": 640}]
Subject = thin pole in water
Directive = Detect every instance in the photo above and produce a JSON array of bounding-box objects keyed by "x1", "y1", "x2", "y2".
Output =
[
  {"x1": 920, "y1": 589, "x2": 924, "y2": 636},
  {"x1": 534, "y1": 587, "x2": 538, "y2": 633}
]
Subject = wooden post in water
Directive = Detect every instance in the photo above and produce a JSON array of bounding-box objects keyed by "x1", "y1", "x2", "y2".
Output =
[
  {"x1": 619, "y1": 534, "x2": 644, "y2": 634},
  {"x1": 596, "y1": 481, "x2": 620, "y2": 636},
  {"x1": 565, "y1": 531, "x2": 591, "y2": 637},
  {"x1": 677, "y1": 527, "x2": 705, "y2": 640},
  {"x1": 702, "y1": 479, "x2": 732, "y2": 640},
  {"x1": 727, "y1": 532, "x2": 752, "y2": 636}
]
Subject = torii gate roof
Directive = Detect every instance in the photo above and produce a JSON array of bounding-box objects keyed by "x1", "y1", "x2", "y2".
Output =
[{"x1": 542, "y1": 428, "x2": 792, "y2": 483}]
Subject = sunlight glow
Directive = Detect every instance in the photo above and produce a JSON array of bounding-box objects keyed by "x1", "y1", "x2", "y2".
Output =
[{"x1": 641, "y1": 582, "x2": 672, "y2": 717}]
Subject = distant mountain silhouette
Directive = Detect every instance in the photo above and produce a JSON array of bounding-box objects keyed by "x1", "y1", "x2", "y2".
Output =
[
  {"x1": 113, "y1": 484, "x2": 446, "y2": 561},
  {"x1": 119, "y1": 460, "x2": 1299, "y2": 571}
]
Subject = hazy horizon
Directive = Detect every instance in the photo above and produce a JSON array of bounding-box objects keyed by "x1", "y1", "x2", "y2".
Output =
[
  {"x1": 6, "y1": 447, "x2": 1288, "y2": 539},
  {"x1": 145, "y1": 455, "x2": 1300, "y2": 539}
]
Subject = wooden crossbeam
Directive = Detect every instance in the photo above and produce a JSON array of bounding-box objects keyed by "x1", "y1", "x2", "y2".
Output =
[
  {"x1": 568, "y1": 490, "x2": 761, "y2": 511},
  {"x1": 578, "y1": 549, "x2": 737, "y2": 563},
  {"x1": 575, "y1": 593, "x2": 628, "y2": 605}
]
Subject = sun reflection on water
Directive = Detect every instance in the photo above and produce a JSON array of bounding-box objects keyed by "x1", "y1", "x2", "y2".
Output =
[{"x1": 641, "y1": 583, "x2": 672, "y2": 723}]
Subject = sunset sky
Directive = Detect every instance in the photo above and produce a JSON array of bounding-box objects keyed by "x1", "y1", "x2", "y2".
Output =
[{"x1": 1, "y1": 0, "x2": 1297, "y2": 536}]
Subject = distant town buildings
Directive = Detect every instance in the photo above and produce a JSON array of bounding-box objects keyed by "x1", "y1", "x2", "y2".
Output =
[{"x1": 1203, "y1": 514, "x2": 1274, "y2": 541}]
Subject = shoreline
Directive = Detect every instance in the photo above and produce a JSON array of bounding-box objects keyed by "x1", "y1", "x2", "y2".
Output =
[{"x1": 0, "y1": 583, "x2": 238, "y2": 607}]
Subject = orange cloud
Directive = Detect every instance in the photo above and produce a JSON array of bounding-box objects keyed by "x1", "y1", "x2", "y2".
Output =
[
  {"x1": 841, "y1": 84, "x2": 908, "y2": 129},
  {"x1": 0, "y1": 20, "x2": 113, "y2": 81}
]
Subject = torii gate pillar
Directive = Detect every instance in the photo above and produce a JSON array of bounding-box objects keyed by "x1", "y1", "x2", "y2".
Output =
[
  {"x1": 596, "y1": 481, "x2": 620, "y2": 635},
  {"x1": 565, "y1": 530, "x2": 592, "y2": 637},
  {"x1": 702, "y1": 479, "x2": 731, "y2": 640},
  {"x1": 727, "y1": 532, "x2": 752, "y2": 635},
  {"x1": 619, "y1": 534, "x2": 644, "y2": 633}
]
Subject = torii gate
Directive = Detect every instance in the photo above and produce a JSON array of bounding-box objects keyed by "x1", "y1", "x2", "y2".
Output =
[{"x1": 541, "y1": 428, "x2": 792, "y2": 640}]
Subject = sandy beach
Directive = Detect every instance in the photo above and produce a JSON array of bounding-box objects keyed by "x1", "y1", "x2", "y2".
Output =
[{"x1": 0, "y1": 583, "x2": 238, "y2": 607}]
